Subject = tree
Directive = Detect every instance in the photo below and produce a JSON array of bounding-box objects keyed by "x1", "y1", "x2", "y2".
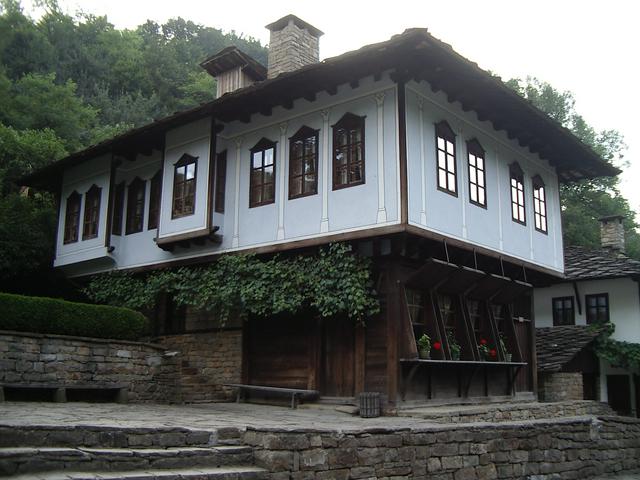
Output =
[{"x1": 506, "y1": 77, "x2": 640, "y2": 258}]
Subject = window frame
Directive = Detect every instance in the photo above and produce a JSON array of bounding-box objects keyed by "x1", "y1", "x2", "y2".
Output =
[
  {"x1": 467, "y1": 138, "x2": 487, "y2": 208},
  {"x1": 82, "y1": 184, "x2": 102, "y2": 240},
  {"x1": 332, "y1": 112, "x2": 366, "y2": 190},
  {"x1": 249, "y1": 138, "x2": 277, "y2": 208},
  {"x1": 509, "y1": 162, "x2": 526, "y2": 225},
  {"x1": 552, "y1": 296, "x2": 575, "y2": 326},
  {"x1": 532, "y1": 175, "x2": 548, "y2": 234},
  {"x1": 111, "y1": 181, "x2": 125, "y2": 236},
  {"x1": 63, "y1": 191, "x2": 81, "y2": 244},
  {"x1": 172, "y1": 153, "x2": 198, "y2": 219},
  {"x1": 585, "y1": 293, "x2": 610, "y2": 325},
  {"x1": 147, "y1": 170, "x2": 162, "y2": 230},
  {"x1": 289, "y1": 125, "x2": 319, "y2": 199},
  {"x1": 214, "y1": 150, "x2": 227, "y2": 213},
  {"x1": 435, "y1": 120, "x2": 458, "y2": 196},
  {"x1": 125, "y1": 177, "x2": 146, "y2": 235}
]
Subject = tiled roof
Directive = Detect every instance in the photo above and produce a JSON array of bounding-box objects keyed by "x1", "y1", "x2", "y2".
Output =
[
  {"x1": 536, "y1": 325, "x2": 601, "y2": 372},
  {"x1": 564, "y1": 245, "x2": 640, "y2": 281}
]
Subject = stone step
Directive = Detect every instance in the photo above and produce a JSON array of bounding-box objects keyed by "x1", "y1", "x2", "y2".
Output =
[
  {"x1": 0, "y1": 425, "x2": 216, "y2": 448},
  {"x1": 0, "y1": 445, "x2": 254, "y2": 476},
  {"x1": 7, "y1": 465, "x2": 268, "y2": 480}
]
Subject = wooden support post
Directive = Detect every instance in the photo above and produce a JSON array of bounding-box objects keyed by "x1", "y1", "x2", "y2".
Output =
[
  {"x1": 386, "y1": 269, "x2": 400, "y2": 407},
  {"x1": 241, "y1": 319, "x2": 250, "y2": 384},
  {"x1": 308, "y1": 317, "x2": 321, "y2": 391},
  {"x1": 355, "y1": 325, "x2": 366, "y2": 395}
]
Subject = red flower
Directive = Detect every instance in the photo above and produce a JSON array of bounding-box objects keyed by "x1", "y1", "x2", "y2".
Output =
[
  {"x1": 489, "y1": 349, "x2": 497, "y2": 358},
  {"x1": 433, "y1": 341, "x2": 442, "y2": 350},
  {"x1": 480, "y1": 339, "x2": 487, "y2": 345}
]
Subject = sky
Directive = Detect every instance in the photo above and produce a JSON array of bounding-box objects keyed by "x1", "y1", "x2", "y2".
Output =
[{"x1": 24, "y1": 0, "x2": 640, "y2": 219}]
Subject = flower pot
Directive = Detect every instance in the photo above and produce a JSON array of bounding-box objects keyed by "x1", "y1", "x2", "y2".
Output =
[
  {"x1": 419, "y1": 349, "x2": 431, "y2": 360},
  {"x1": 505, "y1": 353, "x2": 513, "y2": 362}
]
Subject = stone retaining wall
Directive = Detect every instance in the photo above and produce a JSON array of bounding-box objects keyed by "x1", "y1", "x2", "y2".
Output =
[
  {"x1": 538, "y1": 372, "x2": 585, "y2": 402},
  {"x1": 244, "y1": 415, "x2": 640, "y2": 479},
  {"x1": 0, "y1": 330, "x2": 176, "y2": 403}
]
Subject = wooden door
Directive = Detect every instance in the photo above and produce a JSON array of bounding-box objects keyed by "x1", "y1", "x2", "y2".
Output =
[
  {"x1": 321, "y1": 318, "x2": 355, "y2": 397},
  {"x1": 513, "y1": 318, "x2": 533, "y2": 392}
]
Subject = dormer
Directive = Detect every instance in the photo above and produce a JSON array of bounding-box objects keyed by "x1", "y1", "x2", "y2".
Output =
[{"x1": 200, "y1": 46, "x2": 267, "y2": 97}]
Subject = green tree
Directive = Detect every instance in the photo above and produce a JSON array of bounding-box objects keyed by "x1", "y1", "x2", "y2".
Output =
[{"x1": 507, "y1": 77, "x2": 639, "y2": 258}]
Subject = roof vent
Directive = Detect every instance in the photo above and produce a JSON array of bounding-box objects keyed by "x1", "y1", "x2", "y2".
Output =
[
  {"x1": 599, "y1": 214, "x2": 626, "y2": 253},
  {"x1": 200, "y1": 46, "x2": 267, "y2": 97},
  {"x1": 265, "y1": 15, "x2": 323, "y2": 79}
]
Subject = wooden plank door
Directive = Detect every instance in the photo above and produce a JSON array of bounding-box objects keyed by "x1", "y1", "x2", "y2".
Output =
[
  {"x1": 513, "y1": 318, "x2": 533, "y2": 392},
  {"x1": 321, "y1": 318, "x2": 355, "y2": 397}
]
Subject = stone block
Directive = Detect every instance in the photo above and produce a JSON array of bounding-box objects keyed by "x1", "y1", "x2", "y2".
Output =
[{"x1": 300, "y1": 449, "x2": 327, "y2": 470}]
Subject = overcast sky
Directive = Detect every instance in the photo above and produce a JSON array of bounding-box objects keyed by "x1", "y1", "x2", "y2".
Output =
[{"x1": 25, "y1": 0, "x2": 640, "y2": 219}]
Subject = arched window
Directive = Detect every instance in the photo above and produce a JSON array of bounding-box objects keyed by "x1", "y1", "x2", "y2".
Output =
[
  {"x1": 249, "y1": 138, "x2": 276, "y2": 207},
  {"x1": 467, "y1": 139, "x2": 486, "y2": 207},
  {"x1": 289, "y1": 126, "x2": 319, "y2": 199},
  {"x1": 532, "y1": 175, "x2": 547, "y2": 233},
  {"x1": 148, "y1": 170, "x2": 162, "y2": 230},
  {"x1": 172, "y1": 154, "x2": 197, "y2": 218},
  {"x1": 111, "y1": 182, "x2": 125, "y2": 236},
  {"x1": 436, "y1": 121, "x2": 457, "y2": 195},
  {"x1": 63, "y1": 191, "x2": 81, "y2": 244},
  {"x1": 126, "y1": 177, "x2": 146, "y2": 234},
  {"x1": 332, "y1": 113, "x2": 365, "y2": 189},
  {"x1": 509, "y1": 162, "x2": 526, "y2": 224},
  {"x1": 82, "y1": 184, "x2": 102, "y2": 240}
]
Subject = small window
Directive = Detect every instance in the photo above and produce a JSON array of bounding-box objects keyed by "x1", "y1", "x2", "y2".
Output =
[
  {"x1": 215, "y1": 150, "x2": 227, "y2": 213},
  {"x1": 82, "y1": 184, "x2": 101, "y2": 240},
  {"x1": 172, "y1": 153, "x2": 197, "y2": 218},
  {"x1": 126, "y1": 177, "x2": 146, "y2": 235},
  {"x1": 552, "y1": 296, "x2": 575, "y2": 326},
  {"x1": 63, "y1": 191, "x2": 81, "y2": 244},
  {"x1": 467, "y1": 139, "x2": 486, "y2": 207},
  {"x1": 509, "y1": 162, "x2": 526, "y2": 224},
  {"x1": 148, "y1": 171, "x2": 162, "y2": 230},
  {"x1": 289, "y1": 126, "x2": 319, "y2": 199},
  {"x1": 332, "y1": 113, "x2": 365, "y2": 189},
  {"x1": 532, "y1": 175, "x2": 547, "y2": 233},
  {"x1": 111, "y1": 182, "x2": 125, "y2": 236},
  {"x1": 436, "y1": 121, "x2": 457, "y2": 195},
  {"x1": 249, "y1": 138, "x2": 276, "y2": 207},
  {"x1": 586, "y1": 293, "x2": 609, "y2": 324}
]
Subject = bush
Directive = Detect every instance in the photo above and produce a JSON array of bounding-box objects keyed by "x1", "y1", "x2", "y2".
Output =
[{"x1": 0, "y1": 292, "x2": 149, "y2": 340}]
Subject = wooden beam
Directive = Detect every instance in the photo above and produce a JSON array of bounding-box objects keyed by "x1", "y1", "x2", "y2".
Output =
[
  {"x1": 355, "y1": 325, "x2": 366, "y2": 395},
  {"x1": 349, "y1": 79, "x2": 360, "y2": 89},
  {"x1": 259, "y1": 105, "x2": 273, "y2": 117},
  {"x1": 303, "y1": 92, "x2": 316, "y2": 102},
  {"x1": 326, "y1": 85, "x2": 338, "y2": 96},
  {"x1": 397, "y1": 79, "x2": 408, "y2": 225}
]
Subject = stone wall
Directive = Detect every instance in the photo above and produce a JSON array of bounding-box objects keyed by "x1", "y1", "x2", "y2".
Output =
[
  {"x1": 0, "y1": 330, "x2": 176, "y2": 403},
  {"x1": 539, "y1": 372, "x2": 584, "y2": 402},
  {"x1": 156, "y1": 330, "x2": 242, "y2": 403},
  {"x1": 244, "y1": 415, "x2": 640, "y2": 479}
]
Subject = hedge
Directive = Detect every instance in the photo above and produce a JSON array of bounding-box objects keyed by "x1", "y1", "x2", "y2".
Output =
[{"x1": 0, "y1": 292, "x2": 149, "y2": 340}]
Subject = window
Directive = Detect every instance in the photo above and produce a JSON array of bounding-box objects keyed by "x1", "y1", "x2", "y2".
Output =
[
  {"x1": 63, "y1": 191, "x2": 81, "y2": 244},
  {"x1": 82, "y1": 184, "x2": 101, "y2": 240},
  {"x1": 249, "y1": 138, "x2": 276, "y2": 207},
  {"x1": 148, "y1": 171, "x2": 162, "y2": 230},
  {"x1": 509, "y1": 162, "x2": 526, "y2": 224},
  {"x1": 586, "y1": 293, "x2": 609, "y2": 324},
  {"x1": 467, "y1": 139, "x2": 486, "y2": 207},
  {"x1": 289, "y1": 126, "x2": 319, "y2": 199},
  {"x1": 436, "y1": 121, "x2": 457, "y2": 195},
  {"x1": 126, "y1": 177, "x2": 146, "y2": 234},
  {"x1": 172, "y1": 154, "x2": 197, "y2": 218},
  {"x1": 552, "y1": 296, "x2": 575, "y2": 326},
  {"x1": 532, "y1": 175, "x2": 547, "y2": 233},
  {"x1": 111, "y1": 182, "x2": 125, "y2": 236},
  {"x1": 332, "y1": 113, "x2": 365, "y2": 189},
  {"x1": 215, "y1": 150, "x2": 227, "y2": 213}
]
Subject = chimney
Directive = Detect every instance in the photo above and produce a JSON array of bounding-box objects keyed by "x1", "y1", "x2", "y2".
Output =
[
  {"x1": 599, "y1": 215, "x2": 626, "y2": 253},
  {"x1": 265, "y1": 15, "x2": 323, "y2": 79},
  {"x1": 200, "y1": 46, "x2": 267, "y2": 97}
]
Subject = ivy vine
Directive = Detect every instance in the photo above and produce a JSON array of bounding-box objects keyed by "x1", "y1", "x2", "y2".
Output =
[
  {"x1": 595, "y1": 323, "x2": 640, "y2": 370},
  {"x1": 84, "y1": 243, "x2": 380, "y2": 322}
]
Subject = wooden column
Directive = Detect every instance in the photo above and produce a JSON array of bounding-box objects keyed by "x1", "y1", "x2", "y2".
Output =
[
  {"x1": 385, "y1": 264, "x2": 401, "y2": 407},
  {"x1": 355, "y1": 324, "x2": 366, "y2": 395}
]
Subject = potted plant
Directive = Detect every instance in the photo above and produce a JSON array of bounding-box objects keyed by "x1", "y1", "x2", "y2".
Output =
[
  {"x1": 448, "y1": 331, "x2": 461, "y2": 360},
  {"x1": 478, "y1": 338, "x2": 489, "y2": 360},
  {"x1": 417, "y1": 334, "x2": 431, "y2": 359},
  {"x1": 499, "y1": 334, "x2": 512, "y2": 362}
]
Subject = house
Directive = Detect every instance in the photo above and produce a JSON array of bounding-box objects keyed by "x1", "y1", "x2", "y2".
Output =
[
  {"x1": 534, "y1": 215, "x2": 640, "y2": 416},
  {"x1": 22, "y1": 15, "x2": 618, "y2": 408}
]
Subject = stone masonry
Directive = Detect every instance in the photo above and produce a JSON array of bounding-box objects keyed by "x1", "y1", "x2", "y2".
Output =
[
  {"x1": 0, "y1": 330, "x2": 176, "y2": 403},
  {"x1": 267, "y1": 16, "x2": 321, "y2": 79},
  {"x1": 538, "y1": 372, "x2": 584, "y2": 402}
]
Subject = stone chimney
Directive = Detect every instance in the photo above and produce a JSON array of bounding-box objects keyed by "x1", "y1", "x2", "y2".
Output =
[
  {"x1": 200, "y1": 46, "x2": 267, "y2": 97},
  {"x1": 599, "y1": 215, "x2": 626, "y2": 253},
  {"x1": 265, "y1": 15, "x2": 323, "y2": 79}
]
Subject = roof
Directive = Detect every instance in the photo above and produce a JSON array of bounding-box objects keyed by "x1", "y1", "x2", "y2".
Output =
[
  {"x1": 200, "y1": 46, "x2": 267, "y2": 81},
  {"x1": 22, "y1": 28, "x2": 619, "y2": 190},
  {"x1": 564, "y1": 245, "x2": 640, "y2": 281},
  {"x1": 536, "y1": 325, "x2": 602, "y2": 372}
]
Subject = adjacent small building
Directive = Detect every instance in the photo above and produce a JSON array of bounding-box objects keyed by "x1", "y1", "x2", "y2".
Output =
[{"x1": 534, "y1": 216, "x2": 640, "y2": 415}]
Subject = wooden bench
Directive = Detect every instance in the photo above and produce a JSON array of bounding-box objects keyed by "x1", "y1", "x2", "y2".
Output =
[
  {"x1": 0, "y1": 383, "x2": 129, "y2": 403},
  {"x1": 224, "y1": 383, "x2": 319, "y2": 409}
]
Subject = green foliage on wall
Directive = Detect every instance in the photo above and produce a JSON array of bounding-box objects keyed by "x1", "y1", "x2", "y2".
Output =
[
  {"x1": 84, "y1": 243, "x2": 380, "y2": 322},
  {"x1": 595, "y1": 323, "x2": 640, "y2": 370}
]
